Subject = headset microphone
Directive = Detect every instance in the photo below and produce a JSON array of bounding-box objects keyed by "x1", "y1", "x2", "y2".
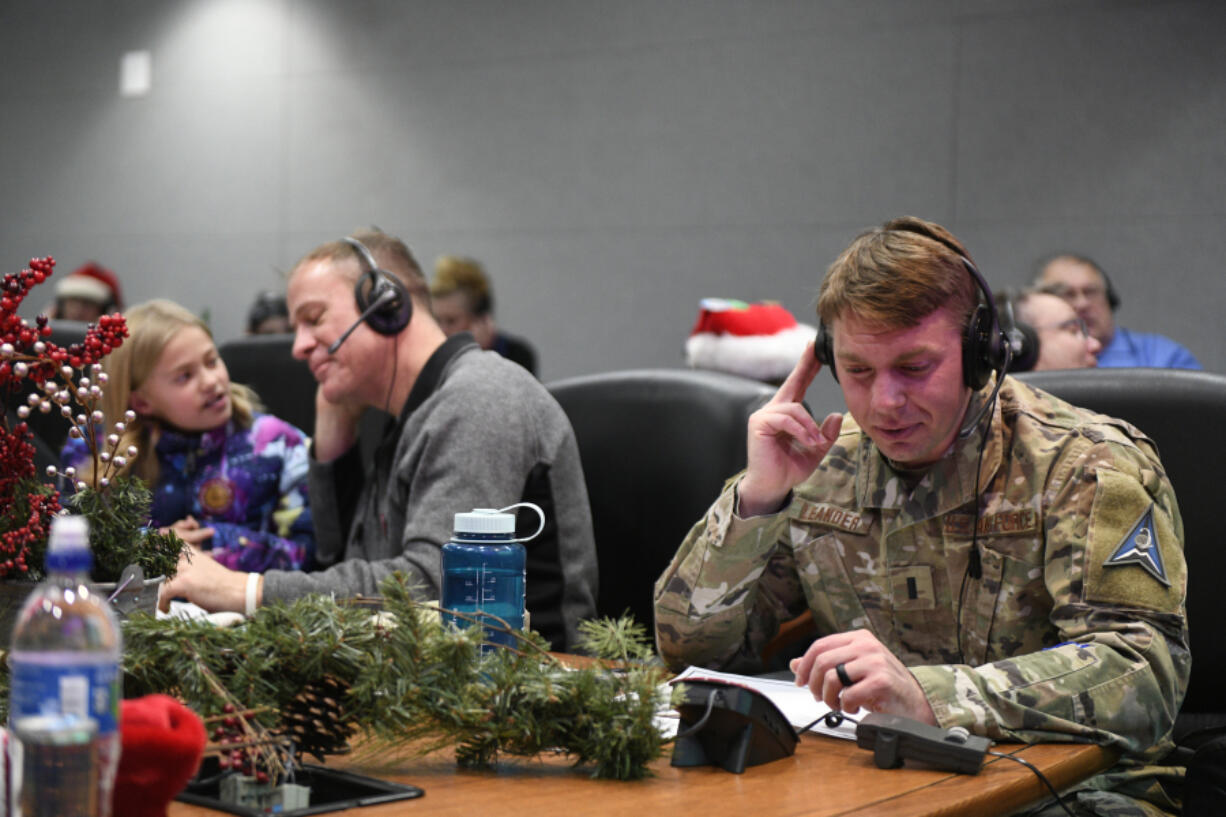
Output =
[
  {"x1": 328, "y1": 287, "x2": 399, "y2": 355},
  {"x1": 955, "y1": 340, "x2": 1011, "y2": 440}
]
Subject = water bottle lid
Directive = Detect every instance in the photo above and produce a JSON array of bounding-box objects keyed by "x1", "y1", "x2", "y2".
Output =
[
  {"x1": 48, "y1": 514, "x2": 90, "y2": 552},
  {"x1": 453, "y1": 508, "x2": 516, "y2": 535},
  {"x1": 45, "y1": 514, "x2": 93, "y2": 571}
]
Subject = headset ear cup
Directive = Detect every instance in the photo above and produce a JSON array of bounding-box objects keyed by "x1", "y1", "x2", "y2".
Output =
[
  {"x1": 1004, "y1": 321, "x2": 1040, "y2": 372},
  {"x1": 354, "y1": 269, "x2": 412, "y2": 336},
  {"x1": 814, "y1": 324, "x2": 838, "y2": 382},
  {"x1": 962, "y1": 304, "x2": 993, "y2": 390}
]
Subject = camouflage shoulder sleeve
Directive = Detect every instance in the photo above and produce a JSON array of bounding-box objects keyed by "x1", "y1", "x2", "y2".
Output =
[
  {"x1": 911, "y1": 435, "x2": 1189, "y2": 761},
  {"x1": 653, "y1": 477, "x2": 803, "y2": 672}
]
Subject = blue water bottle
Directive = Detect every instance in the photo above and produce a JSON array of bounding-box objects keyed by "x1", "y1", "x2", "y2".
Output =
[{"x1": 441, "y1": 503, "x2": 545, "y2": 650}]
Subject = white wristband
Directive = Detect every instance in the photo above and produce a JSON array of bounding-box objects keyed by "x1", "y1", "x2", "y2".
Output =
[{"x1": 245, "y1": 572, "x2": 260, "y2": 617}]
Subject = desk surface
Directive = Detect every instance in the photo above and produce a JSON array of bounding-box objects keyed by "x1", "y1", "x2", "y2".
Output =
[{"x1": 169, "y1": 733, "x2": 1114, "y2": 817}]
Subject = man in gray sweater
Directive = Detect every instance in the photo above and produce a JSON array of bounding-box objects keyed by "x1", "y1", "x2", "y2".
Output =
[{"x1": 160, "y1": 229, "x2": 598, "y2": 650}]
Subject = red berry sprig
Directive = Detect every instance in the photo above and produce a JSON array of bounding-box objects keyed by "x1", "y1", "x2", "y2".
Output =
[
  {"x1": 0, "y1": 257, "x2": 57, "y2": 390},
  {"x1": 0, "y1": 418, "x2": 59, "y2": 575},
  {"x1": 193, "y1": 655, "x2": 293, "y2": 786},
  {"x1": 203, "y1": 702, "x2": 292, "y2": 786},
  {"x1": 0, "y1": 254, "x2": 131, "y2": 579}
]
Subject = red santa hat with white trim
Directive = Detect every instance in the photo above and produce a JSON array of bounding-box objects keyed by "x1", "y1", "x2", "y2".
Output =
[
  {"x1": 685, "y1": 298, "x2": 816, "y2": 383},
  {"x1": 55, "y1": 262, "x2": 124, "y2": 310}
]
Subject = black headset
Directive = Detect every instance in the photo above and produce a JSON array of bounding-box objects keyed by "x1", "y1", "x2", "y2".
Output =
[
  {"x1": 1102, "y1": 267, "x2": 1121, "y2": 310},
  {"x1": 813, "y1": 226, "x2": 1009, "y2": 391},
  {"x1": 326, "y1": 236, "x2": 413, "y2": 354},
  {"x1": 995, "y1": 291, "x2": 1040, "y2": 373}
]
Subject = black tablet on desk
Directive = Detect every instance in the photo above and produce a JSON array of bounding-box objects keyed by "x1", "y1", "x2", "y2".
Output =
[{"x1": 177, "y1": 760, "x2": 423, "y2": 817}]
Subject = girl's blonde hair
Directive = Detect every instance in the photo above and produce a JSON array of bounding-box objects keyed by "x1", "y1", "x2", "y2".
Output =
[{"x1": 82, "y1": 299, "x2": 261, "y2": 485}]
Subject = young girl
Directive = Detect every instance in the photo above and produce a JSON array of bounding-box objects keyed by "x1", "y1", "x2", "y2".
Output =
[{"x1": 62, "y1": 299, "x2": 313, "y2": 572}]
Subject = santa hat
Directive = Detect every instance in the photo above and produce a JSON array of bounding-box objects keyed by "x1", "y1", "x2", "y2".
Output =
[
  {"x1": 112, "y1": 695, "x2": 206, "y2": 817},
  {"x1": 685, "y1": 298, "x2": 816, "y2": 383},
  {"x1": 55, "y1": 262, "x2": 123, "y2": 310}
]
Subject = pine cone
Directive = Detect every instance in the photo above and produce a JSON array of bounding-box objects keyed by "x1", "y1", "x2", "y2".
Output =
[{"x1": 276, "y1": 674, "x2": 358, "y2": 761}]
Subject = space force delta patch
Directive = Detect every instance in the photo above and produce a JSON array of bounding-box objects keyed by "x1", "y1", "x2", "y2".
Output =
[
  {"x1": 1085, "y1": 471, "x2": 1182, "y2": 612},
  {"x1": 1102, "y1": 504, "x2": 1170, "y2": 587}
]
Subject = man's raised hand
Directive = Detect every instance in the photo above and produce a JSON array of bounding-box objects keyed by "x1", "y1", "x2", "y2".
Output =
[{"x1": 737, "y1": 341, "x2": 842, "y2": 517}]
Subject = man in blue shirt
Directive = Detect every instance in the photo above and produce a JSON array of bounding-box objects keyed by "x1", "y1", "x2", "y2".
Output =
[{"x1": 1035, "y1": 254, "x2": 1201, "y2": 369}]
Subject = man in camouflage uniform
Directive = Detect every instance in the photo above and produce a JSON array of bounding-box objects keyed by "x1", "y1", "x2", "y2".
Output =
[{"x1": 654, "y1": 217, "x2": 1189, "y2": 816}]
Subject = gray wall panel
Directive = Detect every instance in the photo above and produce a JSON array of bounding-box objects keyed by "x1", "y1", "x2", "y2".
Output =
[{"x1": 1, "y1": 0, "x2": 1222, "y2": 379}]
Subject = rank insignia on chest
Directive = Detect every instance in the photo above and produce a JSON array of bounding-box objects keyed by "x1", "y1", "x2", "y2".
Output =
[{"x1": 1103, "y1": 504, "x2": 1170, "y2": 587}]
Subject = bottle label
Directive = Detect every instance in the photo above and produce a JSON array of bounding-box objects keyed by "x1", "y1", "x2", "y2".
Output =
[{"x1": 9, "y1": 656, "x2": 120, "y2": 735}]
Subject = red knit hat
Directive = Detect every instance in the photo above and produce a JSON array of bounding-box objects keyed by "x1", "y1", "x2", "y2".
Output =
[
  {"x1": 55, "y1": 262, "x2": 124, "y2": 310},
  {"x1": 113, "y1": 695, "x2": 206, "y2": 817}
]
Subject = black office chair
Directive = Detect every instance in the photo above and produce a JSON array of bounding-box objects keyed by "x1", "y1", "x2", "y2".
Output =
[
  {"x1": 1015, "y1": 368, "x2": 1226, "y2": 735},
  {"x1": 546, "y1": 368, "x2": 776, "y2": 632},
  {"x1": 218, "y1": 334, "x2": 315, "y2": 434},
  {"x1": 218, "y1": 333, "x2": 389, "y2": 470}
]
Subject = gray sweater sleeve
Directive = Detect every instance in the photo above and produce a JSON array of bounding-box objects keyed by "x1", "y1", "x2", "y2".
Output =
[
  {"x1": 260, "y1": 450, "x2": 447, "y2": 603},
  {"x1": 261, "y1": 355, "x2": 565, "y2": 607}
]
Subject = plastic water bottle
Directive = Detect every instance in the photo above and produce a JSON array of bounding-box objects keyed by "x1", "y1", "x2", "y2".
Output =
[
  {"x1": 8, "y1": 515, "x2": 122, "y2": 817},
  {"x1": 441, "y1": 503, "x2": 545, "y2": 650}
]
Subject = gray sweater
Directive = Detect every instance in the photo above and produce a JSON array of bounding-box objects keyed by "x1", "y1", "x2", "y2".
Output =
[{"x1": 263, "y1": 335, "x2": 598, "y2": 650}]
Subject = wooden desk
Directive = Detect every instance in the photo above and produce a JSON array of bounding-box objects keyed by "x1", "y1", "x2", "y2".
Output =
[{"x1": 169, "y1": 734, "x2": 1114, "y2": 817}]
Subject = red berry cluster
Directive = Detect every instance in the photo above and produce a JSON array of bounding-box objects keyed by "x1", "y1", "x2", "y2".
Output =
[
  {"x1": 0, "y1": 257, "x2": 56, "y2": 389},
  {"x1": 0, "y1": 254, "x2": 129, "y2": 579},
  {"x1": 209, "y1": 704, "x2": 274, "y2": 784},
  {"x1": 33, "y1": 313, "x2": 129, "y2": 381},
  {"x1": 0, "y1": 420, "x2": 60, "y2": 576},
  {"x1": 0, "y1": 256, "x2": 129, "y2": 387}
]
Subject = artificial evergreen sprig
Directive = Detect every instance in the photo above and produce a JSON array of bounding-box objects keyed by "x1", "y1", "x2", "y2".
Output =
[
  {"x1": 63, "y1": 473, "x2": 185, "y2": 582},
  {"x1": 575, "y1": 614, "x2": 658, "y2": 664},
  {"x1": 117, "y1": 574, "x2": 668, "y2": 780}
]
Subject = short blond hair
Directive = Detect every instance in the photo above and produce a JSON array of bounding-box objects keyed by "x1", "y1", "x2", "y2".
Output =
[
  {"x1": 292, "y1": 227, "x2": 430, "y2": 307},
  {"x1": 431, "y1": 255, "x2": 492, "y2": 315}
]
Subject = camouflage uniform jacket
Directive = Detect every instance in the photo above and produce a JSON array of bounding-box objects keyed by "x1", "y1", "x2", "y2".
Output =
[{"x1": 655, "y1": 377, "x2": 1189, "y2": 812}]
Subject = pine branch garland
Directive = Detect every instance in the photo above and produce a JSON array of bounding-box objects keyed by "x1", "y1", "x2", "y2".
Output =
[{"x1": 115, "y1": 574, "x2": 667, "y2": 780}]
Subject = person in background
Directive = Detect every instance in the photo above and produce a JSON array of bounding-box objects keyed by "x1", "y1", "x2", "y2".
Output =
[
  {"x1": 51, "y1": 261, "x2": 124, "y2": 322},
  {"x1": 1035, "y1": 254, "x2": 1201, "y2": 369},
  {"x1": 62, "y1": 299, "x2": 314, "y2": 573},
  {"x1": 160, "y1": 229, "x2": 597, "y2": 651},
  {"x1": 246, "y1": 290, "x2": 291, "y2": 335},
  {"x1": 430, "y1": 255, "x2": 538, "y2": 376},
  {"x1": 1007, "y1": 289, "x2": 1102, "y2": 371},
  {"x1": 655, "y1": 216, "x2": 1187, "y2": 816}
]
